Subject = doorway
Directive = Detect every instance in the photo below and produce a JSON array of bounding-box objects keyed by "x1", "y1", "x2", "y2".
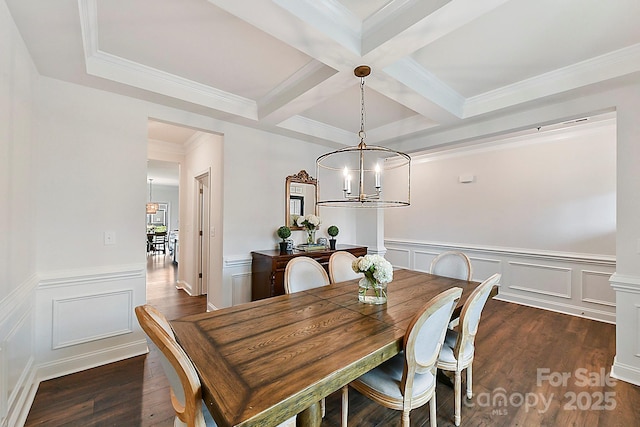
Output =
[{"x1": 195, "y1": 172, "x2": 210, "y2": 296}]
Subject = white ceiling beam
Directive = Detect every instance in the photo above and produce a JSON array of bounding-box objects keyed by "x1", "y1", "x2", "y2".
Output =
[
  {"x1": 206, "y1": 0, "x2": 359, "y2": 71},
  {"x1": 366, "y1": 71, "x2": 460, "y2": 125},
  {"x1": 257, "y1": 60, "x2": 337, "y2": 120},
  {"x1": 361, "y1": 0, "x2": 512, "y2": 66},
  {"x1": 272, "y1": 0, "x2": 362, "y2": 56},
  {"x1": 260, "y1": 71, "x2": 357, "y2": 125}
]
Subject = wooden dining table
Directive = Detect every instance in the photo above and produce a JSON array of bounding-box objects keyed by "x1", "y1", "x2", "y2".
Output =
[{"x1": 171, "y1": 269, "x2": 480, "y2": 427}]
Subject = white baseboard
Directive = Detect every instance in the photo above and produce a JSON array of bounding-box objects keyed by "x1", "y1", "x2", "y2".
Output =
[
  {"x1": 36, "y1": 339, "x2": 148, "y2": 383},
  {"x1": 495, "y1": 291, "x2": 616, "y2": 324},
  {"x1": 611, "y1": 356, "x2": 640, "y2": 387},
  {"x1": 7, "y1": 367, "x2": 38, "y2": 427},
  {"x1": 176, "y1": 280, "x2": 195, "y2": 296}
]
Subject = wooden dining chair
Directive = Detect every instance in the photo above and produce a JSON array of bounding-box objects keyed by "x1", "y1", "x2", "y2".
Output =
[
  {"x1": 343, "y1": 287, "x2": 463, "y2": 427},
  {"x1": 135, "y1": 305, "x2": 297, "y2": 427},
  {"x1": 437, "y1": 273, "x2": 501, "y2": 426},
  {"x1": 284, "y1": 256, "x2": 330, "y2": 293},
  {"x1": 135, "y1": 304, "x2": 216, "y2": 427},
  {"x1": 429, "y1": 251, "x2": 473, "y2": 281},
  {"x1": 328, "y1": 251, "x2": 362, "y2": 283}
]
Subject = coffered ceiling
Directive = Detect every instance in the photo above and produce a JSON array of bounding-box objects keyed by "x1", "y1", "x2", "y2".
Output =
[{"x1": 7, "y1": 0, "x2": 640, "y2": 151}]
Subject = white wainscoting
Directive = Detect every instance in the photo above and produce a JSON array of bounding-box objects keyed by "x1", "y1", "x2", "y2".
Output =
[
  {"x1": 35, "y1": 264, "x2": 148, "y2": 382},
  {"x1": 385, "y1": 239, "x2": 616, "y2": 323},
  {"x1": 0, "y1": 274, "x2": 38, "y2": 427},
  {"x1": 224, "y1": 256, "x2": 253, "y2": 306},
  {"x1": 610, "y1": 274, "x2": 640, "y2": 386}
]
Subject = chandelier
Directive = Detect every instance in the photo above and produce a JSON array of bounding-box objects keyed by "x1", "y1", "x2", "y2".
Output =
[
  {"x1": 316, "y1": 66, "x2": 411, "y2": 207},
  {"x1": 146, "y1": 179, "x2": 159, "y2": 214}
]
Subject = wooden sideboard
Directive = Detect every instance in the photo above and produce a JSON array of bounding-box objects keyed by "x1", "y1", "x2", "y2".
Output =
[{"x1": 251, "y1": 245, "x2": 368, "y2": 300}]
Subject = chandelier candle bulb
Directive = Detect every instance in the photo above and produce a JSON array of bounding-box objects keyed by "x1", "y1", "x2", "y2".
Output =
[
  {"x1": 343, "y1": 167, "x2": 351, "y2": 194},
  {"x1": 375, "y1": 164, "x2": 381, "y2": 189}
]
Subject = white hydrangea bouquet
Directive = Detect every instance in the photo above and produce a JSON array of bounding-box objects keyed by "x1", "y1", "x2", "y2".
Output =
[
  {"x1": 352, "y1": 254, "x2": 393, "y2": 304},
  {"x1": 296, "y1": 214, "x2": 321, "y2": 244},
  {"x1": 296, "y1": 214, "x2": 321, "y2": 231}
]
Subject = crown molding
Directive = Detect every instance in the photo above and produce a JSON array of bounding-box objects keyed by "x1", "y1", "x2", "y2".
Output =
[
  {"x1": 78, "y1": 0, "x2": 257, "y2": 120},
  {"x1": 464, "y1": 43, "x2": 640, "y2": 118}
]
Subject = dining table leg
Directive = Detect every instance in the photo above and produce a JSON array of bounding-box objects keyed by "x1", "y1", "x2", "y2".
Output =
[{"x1": 296, "y1": 401, "x2": 322, "y2": 427}]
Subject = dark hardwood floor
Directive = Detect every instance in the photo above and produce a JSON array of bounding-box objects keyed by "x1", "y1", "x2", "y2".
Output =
[{"x1": 25, "y1": 257, "x2": 640, "y2": 426}]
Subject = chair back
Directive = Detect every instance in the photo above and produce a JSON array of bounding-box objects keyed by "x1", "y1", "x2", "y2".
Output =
[
  {"x1": 401, "y1": 287, "x2": 462, "y2": 399},
  {"x1": 328, "y1": 251, "x2": 362, "y2": 283},
  {"x1": 430, "y1": 251, "x2": 473, "y2": 281},
  {"x1": 284, "y1": 257, "x2": 330, "y2": 294},
  {"x1": 454, "y1": 273, "x2": 501, "y2": 363},
  {"x1": 135, "y1": 305, "x2": 207, "y2": 427}
]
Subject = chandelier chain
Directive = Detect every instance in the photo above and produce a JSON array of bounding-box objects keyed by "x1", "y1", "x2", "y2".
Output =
[{"x1": 359, "y1": 77, "x2": 366, "y2": 143}]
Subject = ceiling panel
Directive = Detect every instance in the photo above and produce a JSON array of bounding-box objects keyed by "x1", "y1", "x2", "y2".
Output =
[
  {"x1": 301, "y1": 83, "x2": 418, "y2": 132},
  {"x1": 411, "y1": 0, "x2": 640, "y2": 97},
  {"x1": 98, "y1": 0, "x2": 313, "y2": 100}
]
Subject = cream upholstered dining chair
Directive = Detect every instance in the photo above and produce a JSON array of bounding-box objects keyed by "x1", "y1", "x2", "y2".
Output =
[
  {"x1": 284, "y1": 256, "x2": 330, "y2": 293},
  {"x1": 430, "y1": 251, "x2": 473, "y2": 329},
  {"x1": 135, "y1": 304, "x2": 216, "y2": 427},
  {"x1": 283, "y1": 256, "x2": 331, "y2": 417},
  {"x1": 437, "y1": 273, "x2": 501, "y2": 426},
  {"x1": 328, "y1": 251, "x2": 362, "y2": 283},
  {"x1": 429, "y1": 251, "x2": 473, "y2": 281},
  {"x1": 135, "y1": 305, "x2": 296, "y2": 427},
  {"x1": 342, "y1": 287, "x2": 463, "y2": 427}
]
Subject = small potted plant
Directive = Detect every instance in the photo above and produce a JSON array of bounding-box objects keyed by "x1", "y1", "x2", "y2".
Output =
[
  {"x1": 276, "y1": 226, "x2": 292, "y2": 253},
  {"x1": 327, "y1": 225, "x2": 339, "y2": 250}
]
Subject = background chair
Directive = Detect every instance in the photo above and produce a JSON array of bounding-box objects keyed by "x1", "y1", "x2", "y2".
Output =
[
  {"x1": 437, "y1": 273, "x2": 501, "y2": 426},
  {"x1": 284, "y1": 256, "x2": 330, "y2": 294},
  {"x1": 328, "y1": 251, "x2": 362, "y2": 283},
  {"x1": 429, "y1": 251, "x2": 473, "y2": 281},
  {"x1": 343, "y1": 287, "x2": 463, "y2": 427},
  {"x1": 430, "y1": 251, "x2": 473, "y2": 329},
  {"x1": 152, "y1": 231, "x2": 168, "y2": 254},
  {"x1": 283, "y1": 256, "x2": 331, "y2": 418}
]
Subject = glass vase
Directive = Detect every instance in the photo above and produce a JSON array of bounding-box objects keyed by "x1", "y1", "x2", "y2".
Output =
[
  {"x1": 358, "y1": 277, "x2": 387, "y2": 304},
  {"x1": 306, "y1": 229, "x2": 316, "y2": 244}
]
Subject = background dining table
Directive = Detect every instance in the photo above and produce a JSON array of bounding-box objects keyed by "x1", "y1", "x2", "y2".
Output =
[{"x1": 171, "y1": 268, "x2": 481, "y2": 427}]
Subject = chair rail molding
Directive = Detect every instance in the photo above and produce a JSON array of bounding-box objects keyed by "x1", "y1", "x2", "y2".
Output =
[{"x1": 385, "y1": 238, "x2": 616, "y2": 324}]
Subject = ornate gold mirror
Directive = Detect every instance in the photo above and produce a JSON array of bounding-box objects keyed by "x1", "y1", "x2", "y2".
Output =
[{"x1": 285, "y1": 170, "x2": 317, "y2": 230}]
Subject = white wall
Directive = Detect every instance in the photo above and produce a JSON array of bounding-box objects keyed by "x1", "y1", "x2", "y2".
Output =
[
  {"x1": 387, "y1": 120, "x2": 616, "y2": 255},
  {"x1": 177, "y1": 132, "x2": 223, "y2": 309},
  {"x1": 219, "y1": 123, "x2": 358, "y2": 306},
  {"x1": 385, "y1": 119, "x2": 617, "y2": 323},
  {"x1": 0, "y1": 2, "x2": 38, "y2": 425},
  {"x1": 33, "y1": 77, "x2": 149, "y2": 387}
]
